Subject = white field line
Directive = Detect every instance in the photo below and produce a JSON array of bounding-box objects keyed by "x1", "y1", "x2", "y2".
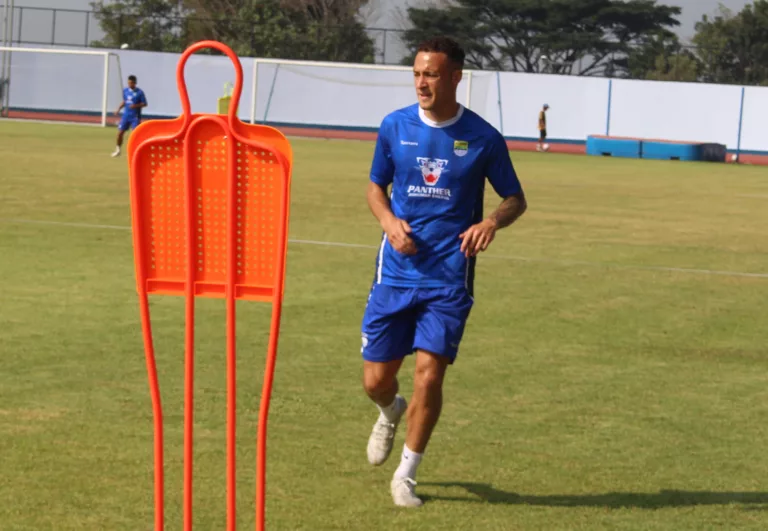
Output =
[
  {"x1": 2, "y1": 218, "x2": 768, "y2": 279},
  {"x1": 0, "y1": 117, "x2": 104, "y2": 127}
]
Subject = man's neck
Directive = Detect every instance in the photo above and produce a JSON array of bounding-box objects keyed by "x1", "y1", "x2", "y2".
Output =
[{"x1": 423, "y1": 101, "x2": 460, "y2": 124}]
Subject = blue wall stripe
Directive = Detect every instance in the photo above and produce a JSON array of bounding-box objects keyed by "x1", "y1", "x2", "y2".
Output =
[
  {"x1": 606, "y1": 79, "x2": 613, "y2": 136},
  {"x1": 496, "y1": 71, "x2": 504, "y2": 135},
  {"x1": 736, "y1": 86, "x2": 746, "y2": 157}
]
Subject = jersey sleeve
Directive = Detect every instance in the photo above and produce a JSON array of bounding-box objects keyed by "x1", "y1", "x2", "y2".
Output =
[
  {"x1": 369, "y1": 117, "x2": 395, "y2": 187},
  {"x1": 138, "y1": 90, "x2": 147, "y2": 105},
  {"x1": 485, "y1": 132, "x2": 522, "y2": 197}
]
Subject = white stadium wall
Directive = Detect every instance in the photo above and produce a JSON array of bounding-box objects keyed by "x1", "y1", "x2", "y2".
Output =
[
  {"x1": 498, "y1": 72, "x2": 610, "y2": 142},
  {"x1": 739, "y1": 86, "x2": 768, "y2": 153},
  {"x1": 7, "y1": 52, "x2": 116, "y2": 113},
  {"x1": 116, "y1": 49, "x2": 256, "y2": 122},
  {"x1": 253, "y1": 63, "x2": 416, "y2": 128},
  {"x1": 608, "y1": 79, "x2": 744, "y2": 148},
  {"x1": 4, "y1": 46, "x2": 768, "y2": 154}
]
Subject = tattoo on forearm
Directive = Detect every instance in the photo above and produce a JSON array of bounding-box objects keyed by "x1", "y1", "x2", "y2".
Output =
[{"x1": 490, "y1": 193, "x2": 527, "y2": 229}]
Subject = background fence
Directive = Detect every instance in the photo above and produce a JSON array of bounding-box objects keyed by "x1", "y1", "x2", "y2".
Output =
[
  {"x1": 3, "y1": 46, "x2": 767, "y2": 154},
  {"x1": 0, "y1": 5, "x2": 749, "y2": 83},
  {"x1": 0, "y1": 6, "x2": 410, "y2": 65}
]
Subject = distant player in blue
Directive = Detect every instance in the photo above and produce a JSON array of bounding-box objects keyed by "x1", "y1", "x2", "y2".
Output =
[
  {"x1": 361, "y1": 37, "x2": 527, "y2": 507},
  {"x1": 111, "y1": 75, "x2": 147, "y2": 157}
]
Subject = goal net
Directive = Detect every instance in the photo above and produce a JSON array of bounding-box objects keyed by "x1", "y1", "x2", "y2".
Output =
[
  {"x1": 248, "y1": 59, "x2": 499, "y2": 134},
  {"x1": 0, "y1": 47, "x2": 124, "y2": 126}
]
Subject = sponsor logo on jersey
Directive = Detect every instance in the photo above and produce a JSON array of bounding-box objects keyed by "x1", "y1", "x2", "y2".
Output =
[
  {"x1": 409, "y1": 158, "x2": 451, "y2": 200},
  {"x1": 416, "y1": 157, "x2": 448, "y2": 186}
]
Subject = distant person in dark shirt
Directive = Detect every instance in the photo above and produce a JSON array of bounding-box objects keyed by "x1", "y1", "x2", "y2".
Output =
[{"x1": 537, "y1": 103, "x2": 549, "y2": 152}]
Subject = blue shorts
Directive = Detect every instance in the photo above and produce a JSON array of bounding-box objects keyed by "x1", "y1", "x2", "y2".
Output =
[
  {"x1": 118, "y1": 116, "x2": 141, "y2": 131},
  {"x1": 361, "y1": 284, "x2": 474, "y2": 364}
]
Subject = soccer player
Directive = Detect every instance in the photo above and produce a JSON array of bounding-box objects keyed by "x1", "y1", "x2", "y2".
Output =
[
  {"x1": 537, "y1": 103, "x2": 549, "y2": 152},
  {"x1": 111, "y1": 75, "x2": 147, "y2": 157},
  {"x1": 361, "y1": 36, "x2": 527, "y2": 507}
]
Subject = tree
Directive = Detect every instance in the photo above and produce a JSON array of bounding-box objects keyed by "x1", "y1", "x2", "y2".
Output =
[
  {"x1": 693, "y1": 1, "x2": 768, "y2": 85},
  {"x1": 645, "y1": 51, "x2": 699, "y2": 82},
  {"x1": 181, "y1": 0, "x2": 375, "y2": 62},
  {"x1": 623, "y1": 31, "x2": 698, "y2": 81},
  {"x1": 91, "y1": 0, "x2": 184, "y2": 52},
  {"x1": 91, "y1": 0, "x2": 376, "y2": 63},
  {"x1": 401, "y1": 0, "x2": 681, "y2": 77}
]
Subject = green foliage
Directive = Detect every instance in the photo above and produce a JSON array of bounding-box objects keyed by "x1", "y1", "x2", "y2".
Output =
[
  {"x1": 401, "y1": 0, "x2": 680, "y2": 76},
  {"x1": 693, "y1": 1, "x2": 768, "y2": 85},
  {"x1": 622, "y1": 31, "x2": 699, "y2": 82},
  {"x1": 624, "y1": 31, "x2": 682, "y2": 78},
  {"x1": 91, "y1": 0, "x2": 376, "y2": 63},
  {"x1": 645, "y1": 51, "x2": 699, "y2": 82},
  {"x1": 90, "y1": 0, "x2": 184, "y2": 52}
]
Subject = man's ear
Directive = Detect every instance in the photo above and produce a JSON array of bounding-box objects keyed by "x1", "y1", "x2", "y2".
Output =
[{"x1": 453, "y1": 69, "x2": 463, "y2": 86}]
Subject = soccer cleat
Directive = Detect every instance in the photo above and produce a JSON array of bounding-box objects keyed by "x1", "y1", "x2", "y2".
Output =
[
  {"x1": 367, "y1": 396, "x2": 406, "y2": 466},
  {"x1": 391, "y1": 477, "x2": 423, "y2": 507},
  {"x1": 111, "y1": 147, "x2": 121, "y2": 158}
]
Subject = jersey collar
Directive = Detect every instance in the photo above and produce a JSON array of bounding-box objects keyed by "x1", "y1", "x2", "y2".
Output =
[{"x1": 418, "y1": 104, "x2": 464, "y2": 128}]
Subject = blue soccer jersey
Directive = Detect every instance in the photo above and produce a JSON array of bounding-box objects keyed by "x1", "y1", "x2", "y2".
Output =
[
  {"x1": 369, "y1": 104, "x2": 522, "y2": 293},
  {"x1": 122, "y1": 86, "x2": 147, "y2": 120}
]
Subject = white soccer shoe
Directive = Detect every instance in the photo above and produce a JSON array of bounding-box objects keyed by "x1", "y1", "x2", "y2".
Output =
[
  {"x1": 391, "y1": 477, "x2": 423, "y2": 507},
  {"x1": 111, "y1": 147, "x2": 121, "y2": 158},
  {"x1": 366, "y1": 395, "x2": 407, "y2": 466}
]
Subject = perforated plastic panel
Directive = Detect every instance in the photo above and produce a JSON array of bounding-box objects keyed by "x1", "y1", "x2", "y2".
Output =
[
  {"x1": 134, "y1": 122, "x2": 285, "y2": 302},
  {"x1": 143, "y1": 140, "x2": 185, "y2": 279},
  {"x1": 234, "y1": 142, "x2": 280, "y2": 285}
]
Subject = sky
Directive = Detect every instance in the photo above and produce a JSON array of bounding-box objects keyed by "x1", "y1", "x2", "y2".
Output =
[{"x1": 2, "y1": 0, "x2": 757, "y2": 52}]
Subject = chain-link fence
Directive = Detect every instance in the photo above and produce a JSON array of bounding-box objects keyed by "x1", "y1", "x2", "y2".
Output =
[{"x1": 0, "y1": 6, "x2": 409, "y2": 65}]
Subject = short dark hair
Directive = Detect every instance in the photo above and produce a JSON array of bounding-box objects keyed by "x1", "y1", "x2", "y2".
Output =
[
  {"x1": 128, "y1": 75, "x2": 137, "y2": 83},
  {"x1": 417, "y1": 37, "x2": 465, "y2": 69}
]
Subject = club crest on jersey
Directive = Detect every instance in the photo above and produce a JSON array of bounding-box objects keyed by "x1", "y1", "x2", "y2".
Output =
[
  {"x1": 416, "y1": 157, "x2": 448, "y2": 186},
  {"x1": 454, "y1": 140, "x2": 469, "y2": 157}
]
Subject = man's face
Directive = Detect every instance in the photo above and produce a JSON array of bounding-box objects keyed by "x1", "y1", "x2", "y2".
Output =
[
  {"x1": 413, "y1": 51, "x2": 461, "y2": 111},
  {"x1": 127, "y1": 79, "x2": 136, "y2": 90}
]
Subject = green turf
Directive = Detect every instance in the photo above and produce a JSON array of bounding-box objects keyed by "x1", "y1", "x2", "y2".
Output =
[{"x1": 1, "y1": 120, "x2": 768, "y2": 530}]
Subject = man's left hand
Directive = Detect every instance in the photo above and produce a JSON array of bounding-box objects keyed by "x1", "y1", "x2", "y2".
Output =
[{"x1": 459, "y1": 219, "x2": 497, "y2": 257}]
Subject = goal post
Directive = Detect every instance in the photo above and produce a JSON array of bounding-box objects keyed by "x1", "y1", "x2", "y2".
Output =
[
  {"x1": 246, "y1": 58, "x2": 499, "y2": 133},
  {"x1": 0, "y1": 46, "x2": 124, "y2": 127}
]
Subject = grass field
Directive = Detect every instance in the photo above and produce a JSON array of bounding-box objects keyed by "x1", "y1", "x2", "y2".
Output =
[{"x1": 2, "y1": 120, "x2": 768, "y2": 530}]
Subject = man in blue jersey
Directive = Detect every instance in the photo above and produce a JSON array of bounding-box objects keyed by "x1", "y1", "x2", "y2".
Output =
[
  {"x1": 111, "y1": 75, "x2": 147, "y2": 157},
  {"x1": 361, "y1": 36, "x2": 527, "y2": 507}
]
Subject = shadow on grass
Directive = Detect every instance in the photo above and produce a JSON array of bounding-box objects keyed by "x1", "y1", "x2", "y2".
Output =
[{"x1": 419, "y1": 482, "x2": 768, "y2": 509}]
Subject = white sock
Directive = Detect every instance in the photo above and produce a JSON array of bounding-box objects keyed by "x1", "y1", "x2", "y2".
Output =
[
  {"x1": 377, "y1": 395, "x2": 403, "y2": 422},
  {"x1": 394, "y1": 444, "x2": 423, "y2": 480}
]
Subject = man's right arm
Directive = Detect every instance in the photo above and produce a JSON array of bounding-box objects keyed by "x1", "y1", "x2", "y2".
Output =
[
  {"x1": 367, "y1": 181, "x2": 416, "y2": 255},
  {"x1": 368, "y1": 117, "x2": 417, "y2": 255}
]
